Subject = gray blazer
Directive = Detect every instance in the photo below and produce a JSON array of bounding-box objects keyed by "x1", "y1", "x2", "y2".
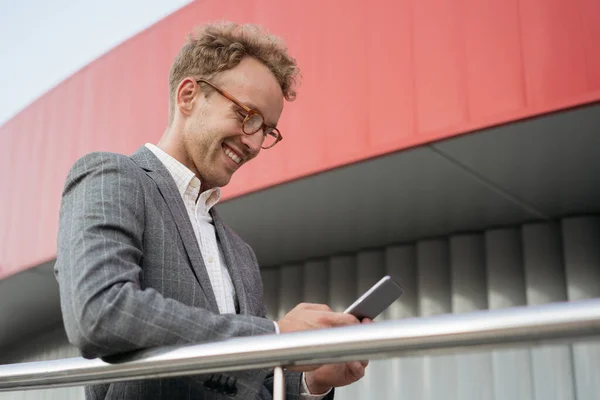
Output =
[{"x1": 55, "y1": 146, "x2": 324, "y2": 399}]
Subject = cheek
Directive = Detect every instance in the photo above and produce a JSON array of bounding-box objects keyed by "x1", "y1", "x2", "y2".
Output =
[
  {"x1": 186, "y1": 116, "x2": 212, "y2": 144},
  {"x1": 218, "y1": 120, "x2": 240, "y2": 137},
  {"x1": 187, "y1": 112, "x2": 240, "y2": 153}
]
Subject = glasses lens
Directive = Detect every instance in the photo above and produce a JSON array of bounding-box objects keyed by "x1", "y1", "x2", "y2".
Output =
[
  {"x1": 261, "y1": 129, "x2": 280, "y2": 149},
  {"x1": 243, "y1": 113, "x2": 263, "y2": 134}
]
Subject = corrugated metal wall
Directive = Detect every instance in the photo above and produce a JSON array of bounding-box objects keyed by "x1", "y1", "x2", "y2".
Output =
[
  {"x1": 0, "y1": 326, "x2": 83, "y2": 400},
  {"x1": 262, "y1": 215, "x2": 600, "y2": 400},
  {"x1": 2, "y1": 215, "x2": 598, "y2": 399}
]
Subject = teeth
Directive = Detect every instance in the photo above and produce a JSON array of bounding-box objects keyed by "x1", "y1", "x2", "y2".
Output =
[{"x1": 224, "y1": 147, "x2": 241, "y2": 164}]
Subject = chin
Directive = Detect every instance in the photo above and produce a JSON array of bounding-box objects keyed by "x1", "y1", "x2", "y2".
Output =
[
  {"x1": 217, "y1": 175, "x2": 233, "y2": 188},
  {"x1": 206, "y1": 173, "x2": 232, "y2": 189}
]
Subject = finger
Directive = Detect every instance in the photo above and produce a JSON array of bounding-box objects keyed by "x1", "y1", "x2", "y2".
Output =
[
  {"x1": 360, "y1": 360, "x2": 369, "y2": 368},
  {"x1": 348, "y1": 361, "x2": 365, "y2": 380},
  {"x1": 298, "y1": 303, "x2": 332, "y2": 312},
  {"x1": 328, "y1": 313, "x2": 360, "y2": 326},
  {"x1": 361, "y1": 318, "x2": 374, "y2": 324}
]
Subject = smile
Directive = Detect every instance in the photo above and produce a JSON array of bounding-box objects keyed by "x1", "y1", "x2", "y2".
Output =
[{"x1": 223, "y1": 145, "x2": 242, "y2": 165}]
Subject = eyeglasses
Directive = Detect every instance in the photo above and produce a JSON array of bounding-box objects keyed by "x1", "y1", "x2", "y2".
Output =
[{"x1": 196, "y1": 79, "x2": 283, "y2": 149}]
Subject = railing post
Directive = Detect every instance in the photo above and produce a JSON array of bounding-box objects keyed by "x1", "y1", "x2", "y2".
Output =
[{"x1": 273, "y1": 366, "x2": 285, "y2": 400}]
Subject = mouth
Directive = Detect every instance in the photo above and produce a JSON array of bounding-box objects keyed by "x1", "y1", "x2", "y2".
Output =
[{"x1": 222, "y1": 143, "x2": 243, "y2": 165}]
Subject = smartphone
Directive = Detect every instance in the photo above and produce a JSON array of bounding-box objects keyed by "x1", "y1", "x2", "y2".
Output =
[{"x1": 344, "y1": 275, "x2": 403, "y2": 320}]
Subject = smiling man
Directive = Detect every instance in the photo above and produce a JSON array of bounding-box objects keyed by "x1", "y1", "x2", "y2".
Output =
[{"x1": 55, "y1": 22, "x2": 369, "y2": 400}]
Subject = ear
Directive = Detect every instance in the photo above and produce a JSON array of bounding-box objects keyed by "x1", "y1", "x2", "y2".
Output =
[{"x1": 176, "y1": 78, "x2": 200, "y2": 117}]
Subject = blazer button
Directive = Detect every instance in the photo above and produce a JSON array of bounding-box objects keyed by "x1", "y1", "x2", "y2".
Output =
[
  {"x1": 216, "y1": 375, "x2": 228, "y2": 394},
  {"x1": 226, "y1": 385, "x2": 237, "y2": 397},
  {"x1": 203, "y1": 374, "x2": 217, "y2": 391},
  {"x1": 225, "y1": 377, "x2": 238, "y2": 397}
]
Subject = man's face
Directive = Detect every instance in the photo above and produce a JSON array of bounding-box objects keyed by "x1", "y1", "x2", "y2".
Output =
[{"x1": 179, "y1": 57, "x2": 284, "y2": 190}]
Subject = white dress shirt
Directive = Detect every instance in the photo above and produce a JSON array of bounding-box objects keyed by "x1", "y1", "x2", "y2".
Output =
[
  {"x1": 145, "y1": 143, "x2": 328, "y2": 399},
  {"x1": 145, "y1": 143, "x2": 236, "y2": 314}
]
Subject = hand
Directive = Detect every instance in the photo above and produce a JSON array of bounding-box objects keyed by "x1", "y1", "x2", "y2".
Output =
[
  {"x1": 305, "y1": 361, "x2": 369, "y2": 394},
  {"x1": 304, "y1": 318, "x2": 374, "y2": 394},
  {"x1": 276, "y1": 303, "x2": 360, "y2": 372},
  {"x1": 277, "y1": 303, "x2": 360, "y2": 333}
]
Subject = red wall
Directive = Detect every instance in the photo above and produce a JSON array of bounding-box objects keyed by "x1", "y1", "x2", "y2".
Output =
[{"x1": 1, "y1": 0, "x2": 600, "y2": 278}]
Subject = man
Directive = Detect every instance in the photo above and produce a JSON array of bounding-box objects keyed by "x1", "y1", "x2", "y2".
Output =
[{"x1": 55, "y1": 21, "x2": 369, "y2": 399}]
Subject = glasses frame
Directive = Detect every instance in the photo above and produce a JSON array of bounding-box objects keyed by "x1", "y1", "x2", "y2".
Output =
[{"x1": 196, "y1": 79, "x2": 283, "y2": 149}]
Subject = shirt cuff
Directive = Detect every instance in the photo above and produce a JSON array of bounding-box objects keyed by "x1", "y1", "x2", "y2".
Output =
[
  {"x1": 273, "y1": 321, "x2": 280, "y2": 334},
  {"x1": 300, "y1": 373, "x2": 331, "y2": 399}
]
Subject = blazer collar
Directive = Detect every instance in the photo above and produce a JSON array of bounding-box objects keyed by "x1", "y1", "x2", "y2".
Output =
[{"x1": 130, "y1": 146, "x2": 220, "y2": 313}]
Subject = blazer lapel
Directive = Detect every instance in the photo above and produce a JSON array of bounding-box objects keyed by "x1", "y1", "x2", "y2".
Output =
[
  {"x1": 211, "y1": 209, "x2": 250, "y2": 315},
  {"x1": 130, "y1": 146, "x2": 219, "y2": 313}
]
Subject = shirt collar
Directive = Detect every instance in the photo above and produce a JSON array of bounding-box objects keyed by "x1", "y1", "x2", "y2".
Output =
[{"x1": 144, "y1": 143, "x2": 221, "y2": 211}]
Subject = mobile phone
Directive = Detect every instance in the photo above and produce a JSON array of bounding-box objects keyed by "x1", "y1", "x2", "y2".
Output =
[{"x1": 344, "y1": 275, "x2": 403, "y2": 320}]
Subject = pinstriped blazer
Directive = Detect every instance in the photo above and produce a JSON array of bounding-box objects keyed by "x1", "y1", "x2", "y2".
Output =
[{"x1": 54, "y1": 145, "x2": 314, "y2": 399}]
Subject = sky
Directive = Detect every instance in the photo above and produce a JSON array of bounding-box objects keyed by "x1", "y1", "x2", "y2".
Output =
[{"x1": 0, "y1": 0, "x2": 192, "y2": 126}]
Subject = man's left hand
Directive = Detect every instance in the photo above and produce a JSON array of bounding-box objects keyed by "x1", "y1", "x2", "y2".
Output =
[
  {"x1": 304, "y1": 360, "x2": 369, "y2": 394},
  {"x1": 303, "y1": 318, "x2": 373, "y2": 394}
]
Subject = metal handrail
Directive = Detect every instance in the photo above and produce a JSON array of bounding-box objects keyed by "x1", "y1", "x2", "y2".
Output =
[{"x1": 1, "y1": 299, "x2": 600, "y2": 393}]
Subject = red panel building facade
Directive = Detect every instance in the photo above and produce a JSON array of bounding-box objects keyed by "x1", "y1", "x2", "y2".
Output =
[{"x1": 1, "y1": 0, "x2": 599, "y2": 278}]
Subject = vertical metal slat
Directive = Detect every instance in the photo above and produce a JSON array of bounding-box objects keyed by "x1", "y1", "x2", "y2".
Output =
[
  {"x1": 522, "y1": 222, "x2": 574, "y2": 400},
  {"x1": 418, "y1": 239, "x2": 455, "y2": 400},
  {"x1": 355, "y1": 250, "x2": 386, "y2": 399},
  {"x1": 563, "y1": 216, "x2": 600, "y2": 400},
  {"x1": 278, "y1": 264, "x2": 304, "y2": 319},
  {"x1": 328, "y1": 255, "x2": 358, "y2": 400},
  {"x1": 261, "y1": 268, "x2": 280, "y2": 321},
  {"x1": 303, "y1": 259, "x2": 329, "y2": 304},
  {"x1": 450, "y1": 234, "x2": 493, "y2": 400},
  {"x1": 384, "y1": 244, "x2": 420, "y2": 400},
  {"x1": 328, "y1": 255, "x2": 357, "y2": 313},
  {"x1": 485, "y1": 228, "x2": 533, "y2": 400}
]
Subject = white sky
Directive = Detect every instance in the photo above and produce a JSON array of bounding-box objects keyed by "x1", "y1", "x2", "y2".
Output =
[{"x1": 0, "y1": 0, "x2": 192, "y2": 126}]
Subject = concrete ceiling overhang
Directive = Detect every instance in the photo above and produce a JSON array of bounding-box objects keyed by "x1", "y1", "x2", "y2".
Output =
[{"x1": 218, "y1": 103, "x2": 600, "y2": 267}]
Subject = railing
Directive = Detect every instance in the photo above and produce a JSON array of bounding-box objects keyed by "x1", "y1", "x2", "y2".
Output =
[{"x1": 1, "y1": 298, "x2": 600, "y2": 399}]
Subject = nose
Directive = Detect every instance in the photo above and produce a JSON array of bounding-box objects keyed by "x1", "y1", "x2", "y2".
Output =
[{"x1": 240, "y1": 130, "x2": 263, "y2": 155}]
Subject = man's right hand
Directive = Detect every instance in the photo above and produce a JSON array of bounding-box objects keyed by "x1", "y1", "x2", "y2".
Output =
[
  {"x1": 277, "y1": 303, "x2": 360, "y2": 333},
  {"x1": 276, "y1": 303, "x2": 360, "y2": 372}
]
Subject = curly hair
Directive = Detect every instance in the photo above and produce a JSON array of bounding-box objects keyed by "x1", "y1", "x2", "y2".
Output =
[{"x1": 168, "y1": 21, "x2": 300, "y2": 124}]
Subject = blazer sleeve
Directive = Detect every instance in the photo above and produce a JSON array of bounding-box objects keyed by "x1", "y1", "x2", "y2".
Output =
[{"x1": 55, "y1": 152, "x2": 276, "y2": 360}]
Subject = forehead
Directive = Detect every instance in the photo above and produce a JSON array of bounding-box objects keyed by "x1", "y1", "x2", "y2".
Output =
[{"x1": 216, "y1": 57, "x2": 284, "y2": 124}]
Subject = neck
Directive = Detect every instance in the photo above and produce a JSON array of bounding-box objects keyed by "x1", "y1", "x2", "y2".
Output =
[
  {"x1": 156, "y1": 128, "x2": 217, "y2": 194},
  {"x1": 157, "y1": 128, "x2": 200, "y2": 177}
]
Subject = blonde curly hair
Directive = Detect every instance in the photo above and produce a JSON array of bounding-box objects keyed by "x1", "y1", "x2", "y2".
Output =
[{"x1": 168, "y1": 21, "x2": 300, "y2": 124}]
